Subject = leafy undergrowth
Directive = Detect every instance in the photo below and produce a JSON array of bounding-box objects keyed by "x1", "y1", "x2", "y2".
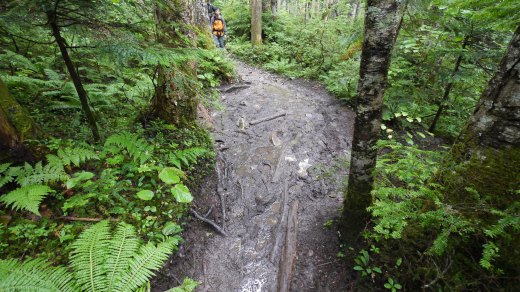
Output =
[
  {"x1": 0, "y1": 122, "x2": 214, "y2": 262},
  {"x1": 344, "y1": 141, "x2": 520, "y2": 290}
]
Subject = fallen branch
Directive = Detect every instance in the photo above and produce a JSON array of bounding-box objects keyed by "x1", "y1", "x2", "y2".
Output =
[
  {"x1": 59, "y1": 216, "x2": 118, "y2": 222},
  {"x1": 190, "y1": 209, "x2": 228, "y2": 237},
  {"x1": 270, "y1": 178, "x2": 290, "y2": 263},
  {"x1": 249, "y1": 112, "x2": 286, "y2": 126},
  {"x1": 277, "y1": 199, "x2": 300, "y2": 292}
]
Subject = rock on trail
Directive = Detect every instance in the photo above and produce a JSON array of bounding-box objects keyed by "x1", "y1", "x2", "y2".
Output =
[{"x1": 153, "y1": 61, "x2": 354, "y2": 292}]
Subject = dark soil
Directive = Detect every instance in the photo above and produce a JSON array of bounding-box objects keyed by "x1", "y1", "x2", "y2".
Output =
[{"x1": 152, "y1": 61, "x2": 355, "y2": 291}]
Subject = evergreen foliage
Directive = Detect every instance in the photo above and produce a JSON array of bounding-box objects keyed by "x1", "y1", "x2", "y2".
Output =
[{"x1": 0, "y1": 221, "x2": 181, "y2": 292}]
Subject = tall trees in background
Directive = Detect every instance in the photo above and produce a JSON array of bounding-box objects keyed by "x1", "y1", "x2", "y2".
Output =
[
  {"x1": 342, "y1": 0, "x2": 407, "y2": 242},
  {"x1": 251, "y1": 0, "x2": 263, "y2": 45}
]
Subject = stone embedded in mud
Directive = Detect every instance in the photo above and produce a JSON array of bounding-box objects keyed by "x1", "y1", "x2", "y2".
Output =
[{"x1": 298, "y1": 158, "x2": 312, "y2": 178}]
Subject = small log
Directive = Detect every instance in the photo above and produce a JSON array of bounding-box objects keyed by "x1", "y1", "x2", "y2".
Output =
[
  {"x1": 190, "y1": 209, "x2": 228, "y2": 237},
  {"x1": 269, "y1": 178, "x2": 289, "y2": 263},
  {"x1": 249, "y1": 112, "x2": 286, "y2": 126},
  {"x1": 277, "y1": 199, "x2": 299, "y2": 292}
]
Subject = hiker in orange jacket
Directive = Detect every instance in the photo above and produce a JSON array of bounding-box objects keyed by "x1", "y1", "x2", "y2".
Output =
[{"x1": 211, "y1": 8, "x2": 227, "y2": 48}]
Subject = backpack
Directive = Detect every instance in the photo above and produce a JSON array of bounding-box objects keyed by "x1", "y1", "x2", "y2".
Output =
[{"x1": 212, "y1": 18, "x2": 224, "y2": 36}]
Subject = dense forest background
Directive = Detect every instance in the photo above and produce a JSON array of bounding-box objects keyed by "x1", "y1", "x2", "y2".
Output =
[{"x1": 1, "y1": 0, "x2": 519, "y2": 291}]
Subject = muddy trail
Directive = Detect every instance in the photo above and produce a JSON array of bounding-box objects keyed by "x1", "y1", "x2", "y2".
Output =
[{"x1": 153, "y1": 61, "x2": 355, "y2": 291}]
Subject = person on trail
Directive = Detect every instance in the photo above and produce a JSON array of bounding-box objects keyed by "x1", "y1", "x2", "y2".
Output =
[
  {"x1": 206, "y1": 0, "x2": 216, "y2": 22},
  {"x1": 211, "y1": 8, "x2": 227, "y2": 49}
]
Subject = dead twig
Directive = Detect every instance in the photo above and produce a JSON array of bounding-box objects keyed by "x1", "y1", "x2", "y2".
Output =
[
  {"x1": 59, "y1": 216, "x2": 118, "y2": 222},
  {"x1": 190, "y1": 209, "x2": 228, "y2": 237},
  {"x1": 249, "y1": 112, "x2": 286, "y2": 126}
]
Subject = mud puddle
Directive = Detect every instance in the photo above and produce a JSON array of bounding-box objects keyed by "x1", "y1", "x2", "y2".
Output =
[{"x1": 153, "y1": 61, "x2": 354, "y2": 291}]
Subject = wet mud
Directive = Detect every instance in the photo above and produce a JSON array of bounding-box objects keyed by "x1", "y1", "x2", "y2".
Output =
[{"x1": 153, "y1": 61, "x2": 355, "y2": 291}]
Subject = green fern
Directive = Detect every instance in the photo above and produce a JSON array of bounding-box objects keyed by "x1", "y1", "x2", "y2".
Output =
[
  {"x1": 0, "y1": 221, "x2": 180, "y2": 291},
  {"x1": 15, "y1": 161, "x2": 69, "y2": 187},
  {"x1": 46, "y1": 147, "x2": 99, "y2": 168},
  {"x1": 0, "y1": 185, "x2": 53, "y2": 215},
  {"x1": 104, "y1": 132, "x2": 154, "y2": 165},
  {"x1": 0, "y1": 163, "x2": 19, "y2": 188},
  {"x1": 168, "y1": 147, "x2": 208, "y2": 170},
  {"x1": 70, "y1": 221, "x2": 179, "y2": 291},
  {"x1": 0, "y1": 258, "x2": 76, "y2": 291}
]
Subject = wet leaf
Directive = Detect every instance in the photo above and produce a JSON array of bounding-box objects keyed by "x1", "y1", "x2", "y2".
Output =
[
  {"x1": 137, "y1": 190, "x2": 154, "y2": 201},
  {"x1": 159, "y1": 167, "x2": 181, "y2": 184},
  {"x1": 171, "y1": 184, "x2": 193, "y2": 203}
]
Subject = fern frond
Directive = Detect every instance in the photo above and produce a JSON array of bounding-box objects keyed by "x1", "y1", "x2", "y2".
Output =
[
  {"x1": 15, "y1": 162, "x2": 69, "y2": 186},
  {"x1": 104, "y1": 132, "x2": 154, "y2": 164},
  {"x1": 168, "y1": 147, "x2": 208, "y2": 170},
  {"x1": 115, "y1": 239, "x2": 177, "y2": 291},
  {"x1": 0, "y1": 185, "x2": 52, "y2": 215},
  {"x1": 0, "y1": 163, "x2": 19, "y2": 188},
  {"x1": 46, "y1": 147, "x2": 99, "y2": 168},
  {"x1": 70, "y1": 220, "x2": 111, "y2": 292},
  {"x1": 106, "y1": 223, "x2": 139, "y2": 292},
  {"x1": 0, "y1": 258, "x2": 76, "y2": 292}
]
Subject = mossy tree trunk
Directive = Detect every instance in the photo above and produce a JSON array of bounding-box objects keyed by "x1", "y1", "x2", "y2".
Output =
[
  {"x1": 444, "y1": 24, "x2": 520, "y2": 190},
  {"x1": 251, "y1": 0, "x2": 263, "y2": 46},
  {"x1": 342, "y1": 0, "x2": 407, "y2": 243},
  {"x1": 434, "y1": 25, "x2": 520, "y2": 274},
  {"x1": 0, "y1": 78, "x2": 40, "y2": 145},
  {"x1": 151, "y1": 0, "x2": 207, "y2": 126}
]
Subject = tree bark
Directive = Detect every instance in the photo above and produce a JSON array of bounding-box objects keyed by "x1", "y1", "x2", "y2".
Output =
[
  {"x1": 0, "y1": 78, "x2": 40, "y2": 143},
  {"x1": 457, "y1": 25, "x2": 520, "y2": 152},
  {"x1": 435, "y1": 25, "x2": 520, "y2": 273},
  {"x1": 342, "y1": 0, "x2": 407, "y2": 243},
  {"x1": 151, "y1": 0, "x2": 207, "y2": 126},
  {"x1": 251, "y1": 0, "x2": 263, "y2": 46},
  {"x1": 271, "y1": 0, "x2": 278, "y2": 15},
  {"x1": 429, "y1": 35, "x2": 470, "y2": 132},
  {"x1": 46, "y1": 10, "x2": 100, "y2": 142},
  {"x1": 0, "y1": 95, "x2": 20, "y2": 150}
]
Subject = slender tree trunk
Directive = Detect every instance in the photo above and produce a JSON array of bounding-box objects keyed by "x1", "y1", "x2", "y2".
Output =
[
  {"x1": 342, "y1": 0, "x2": 407, "y2": 243},
  {"x1": 46, "y1": 10, "x2": 100, "y2": 142},
  {"x1": 251, "y1": 0, "x2": 263, "y2": 45},
  {"x1": 429, "y1": 35, "x2": 470, "y2": 132},
  {"x1": 271, "y1": 0, "x2": 278, "y2": 15}
]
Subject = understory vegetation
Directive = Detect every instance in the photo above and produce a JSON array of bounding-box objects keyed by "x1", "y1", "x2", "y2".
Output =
[
  {"x1": 1, "y1": 0, "x2": 234, "y2": 290},
  {"x1": 222, "y1": 0, "x2": 519, "y2": 290}
]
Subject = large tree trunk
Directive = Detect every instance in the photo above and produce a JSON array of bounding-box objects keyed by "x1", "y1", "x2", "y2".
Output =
[
  {"x1": 457, "y1": 25, "x2": 520, "y2": 153},
  {"x1": 0, "y1": 78, "x2": 40, "y2": 144},
  {"x1": 342, "y1": 0, "x2": 406, "y2": 243},
  {"x1": 436, "y1": 25, "x2": 520, "y2": 275},
  {"x1": 151, "y1": 0, "x2": 207, "y2": 126},
  {"x1": 46, "y1": 10, "x2": 100, "y2": 142},
  {"x1": 0, "y1": 80, "x2": 20, "y2": 150},
  {"x1": 251, "y1": 0, "x2": 263, "y2": 46}
]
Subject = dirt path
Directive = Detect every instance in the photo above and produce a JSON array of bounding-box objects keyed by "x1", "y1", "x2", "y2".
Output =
[{"x1": 153, "y1": 61, "x2": 354, "y2": 291}]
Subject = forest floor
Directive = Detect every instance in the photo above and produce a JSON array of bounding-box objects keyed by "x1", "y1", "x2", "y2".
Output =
[{"x1": 153, "y1": 61, "x2": 354, "y2": 291}]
